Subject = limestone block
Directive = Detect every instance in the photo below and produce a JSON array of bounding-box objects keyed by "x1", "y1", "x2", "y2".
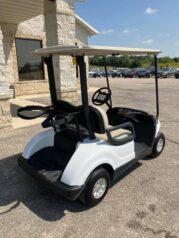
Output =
[
  {"x1": 0, "y1": 100, "x2": 12, "y2": 128},
  {"x1": 14, "y1": 82, "x2": 49, "y2": 96},
  {"x1": 0, "y1": 115, "x2": 11, "y2": 128},
  {"x1": 44, "y1": 0, "x2": 77, "y2": 100},
  {"x1": 17, "y1": 15, "x2": 45, "y2": 37},
  {"x1": 0, "y1": 101, "x2": 10, "y2": 115},
  {"x1": 0, "y1": 24, "x2": 17, "y2": 85}
]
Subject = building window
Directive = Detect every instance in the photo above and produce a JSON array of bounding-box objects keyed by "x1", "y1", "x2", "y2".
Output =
[{"x1": 15, "y1": 38, "x2": 44, "y2": 81}]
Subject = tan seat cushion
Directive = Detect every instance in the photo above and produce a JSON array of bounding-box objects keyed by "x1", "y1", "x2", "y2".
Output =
[
  {"x1": 95, "y1": 128, "x2": 132, "y2": 142},
  {"x1": 92, "y1": 106, "x2": 132, "y2": 143},
  {"x1": 92, "y1": 105, "x2": 109, "y2": 128}
]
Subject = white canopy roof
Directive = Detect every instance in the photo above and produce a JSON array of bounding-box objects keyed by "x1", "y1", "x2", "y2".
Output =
[{"x1": 33, "y1": 45, "x2": 161, "y2": 57}]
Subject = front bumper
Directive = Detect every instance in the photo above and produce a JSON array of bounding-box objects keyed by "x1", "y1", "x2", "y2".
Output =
[
  {"x1": 157, "y1": 73, "x2": 167, "y2": 78},
  {"x1": 18, "y1": 156, "x2": 83, "y2": 201}
]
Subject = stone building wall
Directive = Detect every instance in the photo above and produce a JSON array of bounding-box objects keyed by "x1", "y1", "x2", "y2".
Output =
[
  {"x1": 0, "y1": 23, "x2": 17, "y2": 84},
  {"x1": 0, "y1": 13, "x2": 89, "y2": 98},
  {"x1": 0, "y1": 100, "x2": 12, "y2": 128},
  {"x1": 44, "y1": 0, "x2": 78, "y2": 103},
  {"x1": 13, "y1": 15, "x2": 49, "y2": 96},
  {"x1": 0, "y1": 3, "x2": 92, "y2": 129},
  {"x1": 0, "y1": 15, "x2": 48, "y2": 97}
]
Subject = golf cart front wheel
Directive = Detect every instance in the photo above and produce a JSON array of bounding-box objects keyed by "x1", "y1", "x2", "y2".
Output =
[
  {"x1": 152, "y1": 132, "x2": 165, "y2": 158},
  {"x1": 79, "y1": 168, "x2": 110, "y2": 207}
]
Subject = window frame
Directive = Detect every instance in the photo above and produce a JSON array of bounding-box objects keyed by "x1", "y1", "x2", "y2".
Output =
[{"x1": 15, "y1": 37, "x2": 45, "y2": 81}]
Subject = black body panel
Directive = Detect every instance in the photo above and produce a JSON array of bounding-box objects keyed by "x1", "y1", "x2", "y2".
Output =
[
  {"x1": 27, "y1": 128, "x2": 87, "y2": 173},
  {"x1": 107, "y1": 107, "x2": 156, "y2": 155},
  {"x1": 18, "y1": 156, "x2": 83, "y2": 200},
  {"x1": 18, "y1": 128, "x2": 87, "y2": 200}
]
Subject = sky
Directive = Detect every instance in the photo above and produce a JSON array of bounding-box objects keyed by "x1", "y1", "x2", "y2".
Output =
[{"x1": 76, "y1": 0, "x2": 179, "y2": 57}]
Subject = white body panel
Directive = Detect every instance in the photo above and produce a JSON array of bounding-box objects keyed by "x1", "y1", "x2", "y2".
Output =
[
  {"x1": 61, "y1": 138, "x2": 135, "y2": 186},
  {"x1": 22, "y1": 118, "x2": 159, "y2": 187},
  {"x1": 22, "y1": 129, "x2": 55, "y2": 159},
  {"x1": 22, "y1": 130, "x2": 135, "y2": 186},
  {"x1": 155, "y1": 120, "x2": 161, "y2": 136}
]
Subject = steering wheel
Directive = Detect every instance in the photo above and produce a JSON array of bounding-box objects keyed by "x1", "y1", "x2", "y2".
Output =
[{"x1": 92, "y1": 87, "x2": 112, "y2": 107}]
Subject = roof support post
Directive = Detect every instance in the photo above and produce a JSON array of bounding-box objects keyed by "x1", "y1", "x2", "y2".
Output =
[
  {"x1": 154, "y1": 55, "x2": 159, "y2": 118},
  {"x1": 44, "y1": 56, "x2": 58, "y2": 106},
  {"x1": 76, "y1": 55, "x2": 95, "y2": 139},
  {"x1": 103, "y1": 57, "x2": 112, "y2": 108}
]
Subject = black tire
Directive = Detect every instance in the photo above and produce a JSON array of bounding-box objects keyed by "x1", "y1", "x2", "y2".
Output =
[
  {"x1": 152, "y1": 132, "x2": 165, "y2": 158},
  {"x1": 79, "y1": 168, "x2": 110, "y2": 207}
]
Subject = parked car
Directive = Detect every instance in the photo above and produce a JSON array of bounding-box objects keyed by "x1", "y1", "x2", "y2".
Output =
[
  {"x1": 123, "y1": 68, "x2": 140, "y2": 78},
  {"x1": 157, "y1": 68, "x2": 176, "y2": 78},
  {"x1": 111, "y1": 69, "x2": 123, "y2": 78},
  {"x1": 111, "y1": 68, "x2": 130, "y2": 78},
  {"x1": 175, "y1": 70, "x2": 179, "y2": 79},
  {"x1": 137, "y1": 68, "x2": 153, "y2": 78},
  {"x1": 96, "y1": 70, "x2": 103, "y2": 77},
  {"x1": 101, "y1": 70, "x2": 112, "y2": 77},
  {"x1": 89, "y1": 69, "x2": 102, "y2": 78}
]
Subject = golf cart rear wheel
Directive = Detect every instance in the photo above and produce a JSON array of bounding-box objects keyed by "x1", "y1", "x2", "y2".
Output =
[
  {"x1": 79, "y1": 168, "x2": 110, "y2": 207},
  {"x1": 152, "y1": 132, "x2": 165, "y2": 158}
]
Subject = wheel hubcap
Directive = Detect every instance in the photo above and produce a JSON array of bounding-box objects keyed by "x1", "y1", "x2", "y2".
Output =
[
  {"x1": 92, "y1": 178, "x2": 107, "y2": 199},
  {"x1": 157, "y1": 138, "x2": 164, "y2": 152}
]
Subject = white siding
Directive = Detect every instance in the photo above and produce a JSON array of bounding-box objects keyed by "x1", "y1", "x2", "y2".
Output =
[{"x1": 75, "y1": 22, "x2": 89, "y2": 45}]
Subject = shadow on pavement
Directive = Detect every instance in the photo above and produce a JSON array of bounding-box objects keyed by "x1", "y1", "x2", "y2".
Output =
[
  {"x1": 0, "y1": 154, "x2": 144, "y2": 221},
  {"x1": 0, "y1": 154, "x2": 90, "y2": 221},
  {"x1": 141, "y1": 155, "x2": 156, "y2": 161}
]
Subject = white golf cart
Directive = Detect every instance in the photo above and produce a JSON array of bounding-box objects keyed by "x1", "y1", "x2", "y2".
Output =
[{"x1": 18, "y1": 45, "x2": 165, "y2": 206}]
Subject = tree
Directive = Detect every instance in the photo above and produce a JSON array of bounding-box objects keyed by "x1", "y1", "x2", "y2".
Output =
[{"x1": 89, "y1": 56, "x2": 179, "y2": 68}]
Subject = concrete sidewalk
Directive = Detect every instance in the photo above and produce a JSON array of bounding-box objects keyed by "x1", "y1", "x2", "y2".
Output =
[{"x1": 10, "y1": 97, "x2": 47, "y2": 129}]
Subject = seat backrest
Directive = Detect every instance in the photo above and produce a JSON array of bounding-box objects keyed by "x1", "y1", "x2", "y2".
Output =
[
  {"x1": 90, "y1": 106, "x2": 109, "y2": 134},
  {"x1": 56, "y1": 100, "x2": 83, "y2": 113}
]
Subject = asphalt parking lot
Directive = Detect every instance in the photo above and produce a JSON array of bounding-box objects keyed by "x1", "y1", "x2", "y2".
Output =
[{"x1": 0, "y1": 78, "x2": 179, "y2": 238}]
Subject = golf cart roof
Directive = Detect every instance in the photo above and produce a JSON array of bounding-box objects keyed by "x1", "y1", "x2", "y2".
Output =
[{"x1": 33, "y1": 45, "x2": 161, "y2": 57}]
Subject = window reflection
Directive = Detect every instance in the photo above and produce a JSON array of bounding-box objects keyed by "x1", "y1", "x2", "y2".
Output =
[{"x1": 16, "y1": 38, "x2": 44, "y2": 81}]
